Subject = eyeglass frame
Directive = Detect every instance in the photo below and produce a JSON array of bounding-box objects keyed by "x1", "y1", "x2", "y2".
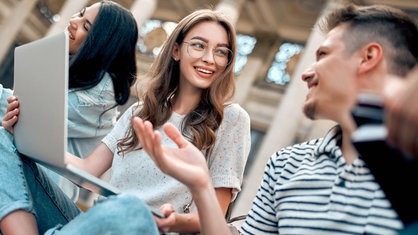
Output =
[{"x1": 182, "y1": 39, "x2": 233, "y2": 66}]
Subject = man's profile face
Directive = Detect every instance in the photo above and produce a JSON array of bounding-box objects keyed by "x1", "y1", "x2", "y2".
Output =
[{"x1": 302, "y1": 24, "x2": 360, "y2": 122}]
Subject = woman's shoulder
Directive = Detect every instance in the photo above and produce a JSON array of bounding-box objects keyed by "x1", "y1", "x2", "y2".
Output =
[
  {"x1": 119, "y1": 101, "x2": 141, "y2": 119},
  {"x1": 219, "y1": 103, "x2": 250, "y2": 130},
  {"x1": 70, "y1": 72, "x2": 113, "y2": 93},
  {"x1": 90, "y1": 72, "x2": 114, "y2": 93},
  {"x1": 223, "y1": 103, "x2": 250, "y2": 121}
]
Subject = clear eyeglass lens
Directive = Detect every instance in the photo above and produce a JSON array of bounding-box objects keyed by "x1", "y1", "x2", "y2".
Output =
[{"x1": 185, "y1": 40, "x2": 231, "y2": 66}]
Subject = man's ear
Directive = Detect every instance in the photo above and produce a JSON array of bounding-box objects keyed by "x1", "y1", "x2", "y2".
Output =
[{"x1": 358, "y1": 42, "x2": 383, "y2": 74}]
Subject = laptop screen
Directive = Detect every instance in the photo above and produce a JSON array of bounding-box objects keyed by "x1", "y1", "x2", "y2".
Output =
[{"x1": 13, "y1": 32, "x2": 69, "y2": 168}]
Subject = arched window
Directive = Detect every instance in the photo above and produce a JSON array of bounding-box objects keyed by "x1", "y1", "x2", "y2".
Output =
[
  {"x1": 235, "y1": 34, "x2": 257, "y2": 74},
  {"x1": 266, "y1": 42, "x2": 303, "y2": 86},
  {"x1": 137, "y1": 19, "x2": 176, "y2": 56}
]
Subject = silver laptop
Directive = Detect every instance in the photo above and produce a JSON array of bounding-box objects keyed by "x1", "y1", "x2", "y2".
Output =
[{"x1": 13, "y1": 31, "x2": 122, "y2": 197}]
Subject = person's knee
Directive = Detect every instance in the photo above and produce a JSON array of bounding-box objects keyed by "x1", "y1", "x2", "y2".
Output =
[
  {"x1": 92, "y1": 194, "x2": 159, "y2": 234},
  {"x1": 104, "y1": 194, "x2": 150, "y2": 216},
  {"x1": 53, "y1": 194, "x2": 159, "y2": 235}
]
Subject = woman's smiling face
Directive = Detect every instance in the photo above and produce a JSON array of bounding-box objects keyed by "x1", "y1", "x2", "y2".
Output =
[
  {"x1": 66, "y1": 3, "x2": 100, "y2": 54},
  {"x1": 172, "y1": 21, "x2": 230, "y2": 93}
]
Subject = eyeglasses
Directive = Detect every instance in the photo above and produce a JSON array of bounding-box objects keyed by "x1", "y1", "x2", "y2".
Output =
[{"x1": 183, "y1": 39, "x2": 232, "y2": 66}]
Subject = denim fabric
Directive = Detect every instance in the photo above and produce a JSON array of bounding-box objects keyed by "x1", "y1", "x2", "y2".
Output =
[
  {"x1": 0, "y1": 84, "x2": 13, "y2": 122},
  {"x1": 45, "y1": 194, "x2": 159, "y2": 235},
  {"x1": 67, "y1": 73, "x2": 118, "y2": 143},
  {"x1": 0, "y1": 128, "x2": 34, "y2": 219},
  {"x1": 63, "y1": 73, "x2": 119, "y2": 201},
  {"x1": 0, "y1": 127, "x2": 158, "y2": 234},
  {"x1": 0, "y1": 127, "x2": 81, "y2": 234}
]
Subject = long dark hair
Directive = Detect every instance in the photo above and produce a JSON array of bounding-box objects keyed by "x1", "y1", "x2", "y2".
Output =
[{"x1": 68, "y1": 1, "x2": 138, "y2": 105}]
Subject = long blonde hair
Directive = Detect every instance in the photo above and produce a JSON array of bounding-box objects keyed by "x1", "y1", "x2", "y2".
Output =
[{"x1": 117, "y1": 9, "x2": 237, "y2": 154}]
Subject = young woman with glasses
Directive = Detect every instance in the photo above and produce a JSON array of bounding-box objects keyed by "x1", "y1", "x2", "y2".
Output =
[
  {"x1": 0, "y1": 8, "x2": 250, "y2": 235},
  {"x1": 113, "y1": 9, "x2": 251, "y2": 233},
  {"x1": 0, "y1": 1, "x2": 148, "y2": 234}
]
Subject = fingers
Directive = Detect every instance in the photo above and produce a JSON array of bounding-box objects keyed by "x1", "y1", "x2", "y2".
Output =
[
  {"x1": 2, "y1": 96, "x2": 19, "y2": 133},
  {"x1": 5, "y1": 96, "x2": 19, "y2": 114},
  {"x1": 132, "y1": 117, "x2": 210, "y2": 189},
  {"x1": 163, "y1": 123, "x2": 188, "y2": 149},
  {"x1": 386, "y1": 100, "x2": 401, "y2": 146},
  {"x1": 154, "y1": 204, "x2": 176, "y2": 233},
  {"x1": 159, "y1": 203, "x2": 175, "y2": 217},
  {"x1": 132, "y1": 117, "x2": 156, "y2": 155},
  {"x1": 2, "y1": 110, "x2": 18, "y2": 127},
  {"x1": 132, "y1": 117, "x2": 165, "y2": 165},
  {"x1": 385, "y1": 74, "x2": 418, "y2": 158},
  {"x1": 390, "y1": 113, "x2": 418, "y2": 157}
]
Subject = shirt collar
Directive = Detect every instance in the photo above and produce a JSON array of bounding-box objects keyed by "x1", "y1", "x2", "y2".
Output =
[
  {"x1": 314, "y1": 125, "x2": 342, "y2": 159},
  {"x1": 313, "y1": 125, "x2": 367, "y2": 169}
]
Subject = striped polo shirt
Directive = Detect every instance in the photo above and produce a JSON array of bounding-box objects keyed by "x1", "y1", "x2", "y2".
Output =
[{"x1": 240, "y1": 125, "x2": 403, "y2": 235}]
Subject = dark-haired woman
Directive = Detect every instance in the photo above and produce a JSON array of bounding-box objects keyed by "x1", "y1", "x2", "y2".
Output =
[
  {"x1": 0, "y1": 1, "x2": 152, "y2": 234},
  {"x1": 3, "y1": 0, "x2": 138, "y2": 201}
]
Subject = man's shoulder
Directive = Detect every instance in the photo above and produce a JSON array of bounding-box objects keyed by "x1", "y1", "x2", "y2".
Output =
[
  {"x1": 270, "y1": 138, "x2": 322, "y2": 163},
  {"x1": 281, "y1": 138, "x2": 322, "y2": 154}
]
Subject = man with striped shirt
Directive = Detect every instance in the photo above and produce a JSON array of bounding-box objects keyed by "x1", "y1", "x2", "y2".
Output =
[
  {"x1": 136, "y1": 3, "x2": 418, "y2": 235},
  {"x1": 240, "y1": 4, "x2": 418, "y2": 235}
]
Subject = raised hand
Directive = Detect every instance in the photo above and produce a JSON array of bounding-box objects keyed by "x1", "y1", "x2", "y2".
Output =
[
  {"x1": 2, "y1": 96, "x2": 20, "y2": 133},
  {"x1": 132, "y1": 117, "x2": 232, "y2": 235},
  {"x1": 132, "y1": 117, "x2": 210, "y2": 191},
  {"x1": 385, "y1": 68, "x2": 418, "y2": 159}
]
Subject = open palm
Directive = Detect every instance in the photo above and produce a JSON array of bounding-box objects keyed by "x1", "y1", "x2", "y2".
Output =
[{"x1": 132, "y1": 117, "x2": 211, "y2": 191}]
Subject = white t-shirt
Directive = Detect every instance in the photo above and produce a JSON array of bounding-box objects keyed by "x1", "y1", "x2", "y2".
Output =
[{"x1": 102, "y1": 103, "x2": 251, "y2": 212}]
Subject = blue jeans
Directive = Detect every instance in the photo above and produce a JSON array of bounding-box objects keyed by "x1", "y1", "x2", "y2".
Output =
[
  {"x1": 45, "y1": 194, "x2": 159, "y2": 235},
  {"x1": 0, "y1": 128, "x2": 158, "y2": 234}
]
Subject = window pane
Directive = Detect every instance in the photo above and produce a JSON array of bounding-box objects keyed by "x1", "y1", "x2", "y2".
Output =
[
  {"x1": 266, "y1": 42, "x2": 303, "y2": 86},
  {"x1": 235, "y1": 34, "x2": 257, "y2": 74},
  {"x1": 137, "y1": 20, "x2": 162, "y2": 54},
  {"x1": 137, "y1": 20, "x2": 176, "y2": 56}
]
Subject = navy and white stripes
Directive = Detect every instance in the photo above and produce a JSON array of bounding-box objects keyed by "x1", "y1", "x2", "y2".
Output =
[{"x1": 240, "y1": 126, "x2": 402, "y2": 235}]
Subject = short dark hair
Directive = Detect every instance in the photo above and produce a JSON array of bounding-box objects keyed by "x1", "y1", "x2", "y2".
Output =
[
  {"x1": 321, "y1": 4, "x2": 418, "y2": 76},
  {"x1": 69, "y1": 0, "x2": 138, "y2": 105}
]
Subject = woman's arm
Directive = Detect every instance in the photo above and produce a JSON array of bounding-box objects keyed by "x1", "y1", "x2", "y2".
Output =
[
  {"x1": 155, "y1": 187, "x2": 231, "y2": 233},
  {"x1": 133, "y1": 117, "x2": 232, "y2": 235},
  {"x1": 163, "y1": 187, "x2": 232, "y2": 234},
  {"x1": 66, "y1": 143, "x2": 113, "y2": 177}
]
